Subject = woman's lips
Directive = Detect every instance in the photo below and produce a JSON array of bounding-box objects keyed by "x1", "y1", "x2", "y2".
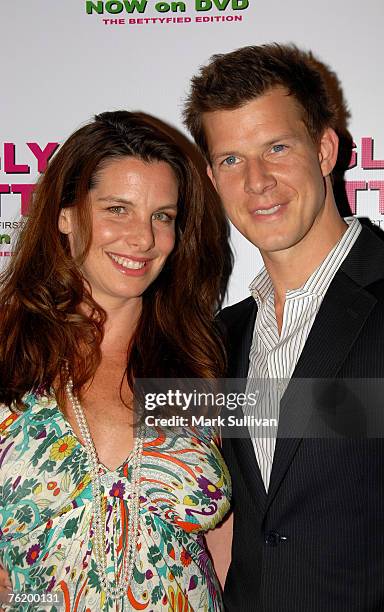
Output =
[
  {"x1": 108, "y1": 253, "x2": 147, "y2": 269},
  {"x1": 107, "y1": 252, "x2": 152, "y2": 275}
]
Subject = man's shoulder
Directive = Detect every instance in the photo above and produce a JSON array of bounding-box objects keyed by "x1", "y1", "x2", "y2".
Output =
[
  {"x1": 217, "y1": 295, "x2": 257, "y2": 332},
  {"x1": 342, "y1": 222, "x2": 384, "y2": 291}
]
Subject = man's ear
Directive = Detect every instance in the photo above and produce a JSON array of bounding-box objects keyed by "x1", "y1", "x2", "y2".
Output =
[
  {"x1": 207, "y1": 164, "x2": 218, "y2": 191},
  {"x1": 58, "y1": 207, "x2": 73, "y2": 235},
  {"x1": 318, "y1": 127, "x2": 339, "y2": 177}
]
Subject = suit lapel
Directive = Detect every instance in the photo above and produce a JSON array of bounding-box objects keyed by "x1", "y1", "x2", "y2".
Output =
[
  {"x1": 225, "y1": 298, "x2": 257, "y2": 381},
  {"x1": 223, "y1": 299, "x2": 268, "y2": 509},
  {"x1": 265, "y1": 267, "x2": 378, "y2": 512}
]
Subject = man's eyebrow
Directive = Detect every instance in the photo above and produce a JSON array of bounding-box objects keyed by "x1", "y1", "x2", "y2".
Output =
[
  {"x1": 263, "y1": 133, "x2": 298, "y2": 147},
  {"x1": 214, "y1": 150, "x2": 242, "y2": 157}
]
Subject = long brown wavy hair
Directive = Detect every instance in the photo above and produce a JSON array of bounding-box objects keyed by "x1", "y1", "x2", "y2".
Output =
[{"x1": 0, "y1": 111, "x2": 232, "y2": 409}]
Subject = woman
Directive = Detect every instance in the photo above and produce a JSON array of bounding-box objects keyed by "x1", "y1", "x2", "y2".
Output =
[{"x1": 0, "y1": 111, "x2": 232, "y2": 611}]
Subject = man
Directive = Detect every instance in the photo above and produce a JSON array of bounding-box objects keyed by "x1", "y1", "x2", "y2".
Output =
[{"x1": 184, "y1": 44, "x2": 384, "y2": 611}]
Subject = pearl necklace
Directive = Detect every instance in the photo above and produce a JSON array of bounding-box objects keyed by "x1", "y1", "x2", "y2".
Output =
[{"x1": 65, "y1": 379, "x2": 144, "y2": 604}]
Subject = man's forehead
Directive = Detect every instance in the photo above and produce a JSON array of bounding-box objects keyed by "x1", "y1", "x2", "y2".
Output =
[
  {"x1": 202, "y1": 90, "x2": 308, "y2": 156},
  {"x1": 202, "y1": 86, "x2": 303, "y2": 122}
]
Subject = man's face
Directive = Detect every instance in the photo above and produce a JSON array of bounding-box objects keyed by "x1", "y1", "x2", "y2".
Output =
[{"x1": 203, "y1": 87, "x2": 338, "y2": 257}]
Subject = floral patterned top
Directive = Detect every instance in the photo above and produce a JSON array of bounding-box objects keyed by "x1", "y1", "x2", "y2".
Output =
[{"x1": 0, "y1": 393, "x2": 231, "y2": 611}]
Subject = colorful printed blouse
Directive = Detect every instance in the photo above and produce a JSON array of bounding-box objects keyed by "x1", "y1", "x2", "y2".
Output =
[{"x1": 0, "y1": 393, "x2": 231, "y2": 611}]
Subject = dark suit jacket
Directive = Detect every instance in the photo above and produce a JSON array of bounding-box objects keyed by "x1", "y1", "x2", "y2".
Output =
[{"x1": 220, "y1": 225, "x2": 384, "y2": 612}]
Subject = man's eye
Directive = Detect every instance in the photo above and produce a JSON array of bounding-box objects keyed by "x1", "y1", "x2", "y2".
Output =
[
  {"x1": 271, "y1": 144, "x2": 287, "y2": 153},
  {"x1": 107, "y1": 206, "x2": 125, "y2": 215},
  {"x1": 222, "y1": 155, "x2": 238, "y2": 166}
]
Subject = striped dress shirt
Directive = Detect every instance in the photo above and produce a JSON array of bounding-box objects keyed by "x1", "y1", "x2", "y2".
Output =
[{"x1": 245, "y1": 217, "x2": 362, "y2": 489}]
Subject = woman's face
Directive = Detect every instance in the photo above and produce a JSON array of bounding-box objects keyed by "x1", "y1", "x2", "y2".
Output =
[{"x1": 59, "y1": 156, "x2": 179, "y2": 310}]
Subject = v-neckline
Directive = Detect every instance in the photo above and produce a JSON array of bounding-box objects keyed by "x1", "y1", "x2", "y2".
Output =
[
  {"x1": 61, "y1": 409, "x2": 135, "y2": 475},
  {"x1": 36, "y1": 393, "x2": 135, "y2": 475}
]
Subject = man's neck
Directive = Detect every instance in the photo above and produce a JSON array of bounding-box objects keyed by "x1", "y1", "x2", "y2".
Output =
[{"x1": 262, "y1": 215, "x2": 348, "y2": 315}]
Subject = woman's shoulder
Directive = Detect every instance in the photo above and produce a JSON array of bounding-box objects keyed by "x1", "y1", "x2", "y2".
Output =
[
  {"x1": 0, "y1": 393, "x2": 71, "y2": 506},
  {"x1": 0, "y1": 392, "x2": 59, "y2": 441}
]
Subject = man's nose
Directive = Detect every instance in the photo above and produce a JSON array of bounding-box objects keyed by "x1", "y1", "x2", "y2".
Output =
[{"x1": 244, "y1": 158, "x2": 277, "y2": 195}]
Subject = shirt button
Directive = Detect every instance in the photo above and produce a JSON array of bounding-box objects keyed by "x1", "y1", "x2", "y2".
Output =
[{"x1": 265, "y1": 531, "x2": 287, "y2": 546}]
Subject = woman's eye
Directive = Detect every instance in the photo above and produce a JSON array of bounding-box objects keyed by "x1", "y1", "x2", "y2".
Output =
[
  {"x1": 152, "y1": 212, "x2": 174, "y2": 223},
  {"x1": 222, "y1": 155, "x2": 238, "y2": 166},
  {"x1": 107, "y1": 206, "x2": 125, "y2": 215}
]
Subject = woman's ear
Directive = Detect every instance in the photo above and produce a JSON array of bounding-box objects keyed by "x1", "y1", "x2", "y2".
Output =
[
  {"x1": 58, "y1": 208, "x2": 73, "y2": 235},
  {"x1": 207, "y1": 164, "x2": 218, "y2": 191}
]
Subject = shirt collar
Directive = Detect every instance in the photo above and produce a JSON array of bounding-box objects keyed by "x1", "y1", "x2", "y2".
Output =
[{"x1": 249, "y1": 267, "x2": 273, "y2": 305}]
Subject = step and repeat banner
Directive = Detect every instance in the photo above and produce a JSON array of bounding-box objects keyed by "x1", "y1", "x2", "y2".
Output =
[{"x1": 1, "y1": 0, "x2": 383, "y2": 304}]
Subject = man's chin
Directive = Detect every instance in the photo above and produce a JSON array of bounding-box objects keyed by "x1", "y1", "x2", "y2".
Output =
[{"x1": 246, "y1": 235, "x2": 296, "y2": 255}]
